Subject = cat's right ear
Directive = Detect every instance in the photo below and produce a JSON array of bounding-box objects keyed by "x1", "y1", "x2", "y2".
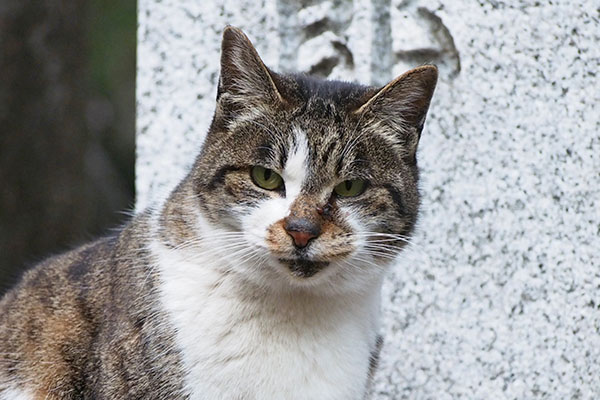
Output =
[
  {"x1": 354, "y1": 65, "x2": 438, "y2": 162},
  {"x1": 217, "y1": 26, "x2": 285, "y2": 107}
]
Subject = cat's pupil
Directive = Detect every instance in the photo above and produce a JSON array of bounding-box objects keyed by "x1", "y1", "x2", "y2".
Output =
[
  {"x1": 345, "y1": 180, "x2": 352, "y2": 191},
  {"x1": 264, "y1": 169, "x2": 272, "y2": 181}
]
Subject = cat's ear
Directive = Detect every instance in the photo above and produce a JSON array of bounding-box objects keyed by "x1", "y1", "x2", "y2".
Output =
[
  {"x1": 217, "y1": 26, "x2": 285, "y2": 106},
  {"x1": 355, "y1": 65, "x2": 438, "y2": 161}
]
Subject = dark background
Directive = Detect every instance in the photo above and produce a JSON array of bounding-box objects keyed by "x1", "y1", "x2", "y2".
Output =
[{"x1": 0, "y1": 0, "x2": 136, "y2": 295}]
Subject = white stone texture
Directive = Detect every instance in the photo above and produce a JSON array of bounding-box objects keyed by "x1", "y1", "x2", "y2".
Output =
[{"x1": 137, "y1": 0, "x2": 600, "y2": 398}]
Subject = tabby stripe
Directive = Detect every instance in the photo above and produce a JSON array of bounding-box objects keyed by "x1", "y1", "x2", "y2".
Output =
[
  {"x1": 383, "y1": 184, "x2": 406, "y2": 216},
  {"x1": 207, "y1": 165, "x2": 244, "y2": 190}
]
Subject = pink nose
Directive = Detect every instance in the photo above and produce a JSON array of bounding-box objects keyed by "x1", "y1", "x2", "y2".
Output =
[
  {"x1": 286, "y1": 230, "x2": 317, "y2": 248},
  {"x1": 283, "y1": 217, "x2": 321, "y2": 248}
]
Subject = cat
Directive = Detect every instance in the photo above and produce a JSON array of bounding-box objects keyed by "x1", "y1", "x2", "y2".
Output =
[{"x1": 0, "y1": 26, "x2": 437, "y2": 400}]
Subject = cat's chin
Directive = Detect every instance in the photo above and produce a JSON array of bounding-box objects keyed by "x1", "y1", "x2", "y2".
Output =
[{"x1": 277, "y1": 258, "x2": 330, "y2": 279}]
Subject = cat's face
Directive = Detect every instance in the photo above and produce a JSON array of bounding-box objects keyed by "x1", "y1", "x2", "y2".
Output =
[{"x1": 186, "y1": 28, "x2": 437, "y2": 294}]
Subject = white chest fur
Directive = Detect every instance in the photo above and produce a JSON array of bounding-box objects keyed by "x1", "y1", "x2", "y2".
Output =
[
  {"x1": 0, "y1": 385, "x2": 35, "y2": 400},
  {"x1": 153, "y1": 242, "x2": 380, "y2": 400}
]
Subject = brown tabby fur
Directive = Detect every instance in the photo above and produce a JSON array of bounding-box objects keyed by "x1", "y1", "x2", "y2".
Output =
[
  {"x1": 0, "y1": 27, "x2": 437, "y2": 399},
  {"x1": 0, "y1": 214, "x2": 185, "y2": 399}
]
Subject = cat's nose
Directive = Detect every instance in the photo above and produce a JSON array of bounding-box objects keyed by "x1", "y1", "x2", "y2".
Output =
[{"x1": 283, "y1": 217, "x2": 321, "y2": 248}]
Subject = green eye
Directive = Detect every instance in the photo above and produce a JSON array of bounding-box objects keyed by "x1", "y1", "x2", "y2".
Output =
[
  {"x1": 251, "y1": 166, "x2": 283, "y2": 190},
  {"x1": 334, "y1": 179, "x2": 366, "y2": 198}
]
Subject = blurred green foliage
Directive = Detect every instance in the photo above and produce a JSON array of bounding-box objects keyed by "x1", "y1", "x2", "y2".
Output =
[
  {"x1": 88, "y1": 0, "x2": 136, "y2": 96},
  {"x1": 87, "y1": 0, "x2": 137, "y2": 191}
]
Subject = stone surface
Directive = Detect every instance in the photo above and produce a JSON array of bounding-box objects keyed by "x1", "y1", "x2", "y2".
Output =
[{"x1": 137, "y1": 0, "x2": 600, "y2": 398}]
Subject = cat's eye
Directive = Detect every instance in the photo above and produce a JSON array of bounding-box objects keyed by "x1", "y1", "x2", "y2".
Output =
[
  {"x1": 251, "y1": 166, "x2": 284, "y2": 190},
  {"x1": 333, "y1": 179, "x2": 366, "y2": 198}
]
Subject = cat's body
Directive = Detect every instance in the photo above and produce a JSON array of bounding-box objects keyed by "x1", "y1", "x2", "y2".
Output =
[{"x1": 0, "y1": 27, "x2": 437, "y2": 399}]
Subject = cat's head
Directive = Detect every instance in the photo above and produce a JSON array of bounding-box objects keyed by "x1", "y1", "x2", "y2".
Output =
[{"x1": 163, "y1": 27, "x2": 437, "y2": 294}]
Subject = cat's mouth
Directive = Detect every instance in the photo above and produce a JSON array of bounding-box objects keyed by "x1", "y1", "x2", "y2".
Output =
[{"x1": 277, "y1": 258, "x2": 330, "y2": 278}]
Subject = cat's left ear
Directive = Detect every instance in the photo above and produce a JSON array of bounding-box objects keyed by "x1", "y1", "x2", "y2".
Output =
[{"x1": 355, "y1": 65, "x2": 438, "y2": 161}]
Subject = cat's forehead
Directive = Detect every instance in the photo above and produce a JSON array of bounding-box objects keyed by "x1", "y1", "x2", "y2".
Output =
[{"x1": 269, "y1": 77, "x2": 372, "y2": 151}]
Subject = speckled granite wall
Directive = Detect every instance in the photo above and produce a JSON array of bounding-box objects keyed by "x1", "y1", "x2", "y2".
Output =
[{"x1": 136, "y1": 1, "x2": 600, "y2": 398}]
